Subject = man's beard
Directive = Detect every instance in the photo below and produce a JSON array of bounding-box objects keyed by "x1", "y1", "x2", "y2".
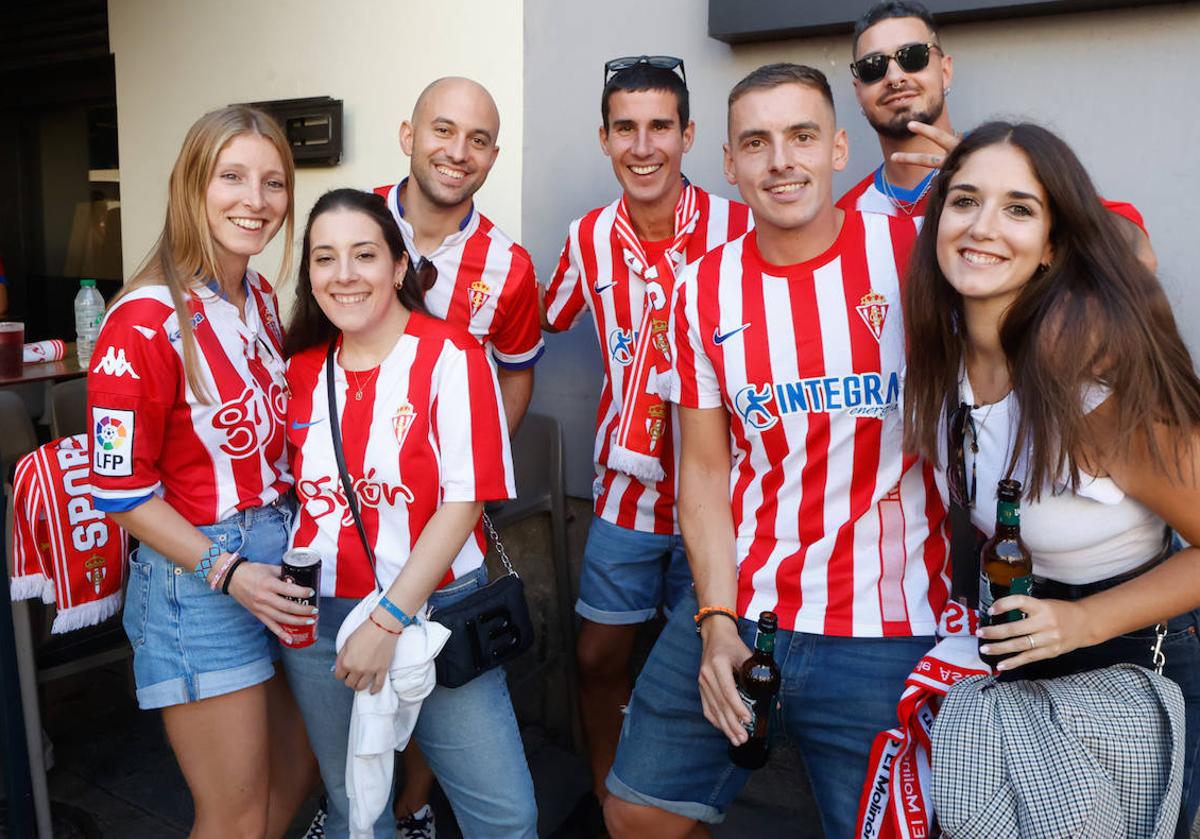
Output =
[
  {"x1": 866, "y1": 94, "x2": 945, "y2": 140},
  {"x1": 410, "y1": 164, "x2": 477, "y2": 210}
]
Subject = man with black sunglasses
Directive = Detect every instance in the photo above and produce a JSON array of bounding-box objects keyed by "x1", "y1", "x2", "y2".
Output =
[
  {"x1": 840, "y1": 0, "x2": 953, "y2": 218},
  {"x1": 541, "y1": 55, "x2": 750, "y2": 805}
]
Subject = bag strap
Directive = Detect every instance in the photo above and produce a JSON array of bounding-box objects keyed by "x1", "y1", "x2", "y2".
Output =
[
  {"x1": 325, "y1": 340, "x2": 382, "y2": 592},
  {"x1": 481, "y1": 512, "x2": 516, "y2": 577}
]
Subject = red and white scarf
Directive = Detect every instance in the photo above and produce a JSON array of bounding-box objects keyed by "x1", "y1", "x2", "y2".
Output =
[
  {"x1": 9, "y1": 435, "x2": 128, "y2": 633},
  {"x1": 607, "y1": 182, "x2": 700, "y2": 482},
  {"x1": 856, "y1": 600, "x2": 989, "y2": 839}
]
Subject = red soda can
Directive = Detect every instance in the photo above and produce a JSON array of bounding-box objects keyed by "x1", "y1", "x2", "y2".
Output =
[{"x1": 280, "y1": 548, "x2": 321, "y2": 648}]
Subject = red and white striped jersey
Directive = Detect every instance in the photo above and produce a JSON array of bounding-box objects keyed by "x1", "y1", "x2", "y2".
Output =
[
  {"x1": 543, "y1": 186, "x2": 751, "y2": 534},
  {"x1": 88, "y1": 273, "x2": 292, "y2": 525},
  {"x1": 374, "y1": 180, "x2": 544, "y2": 370},
  {"x1": 286, "y1": 312, "x2": 514, "y2": 599},
  {"x1": 669, "y1": 211, "x2": 950, "y2": 637},
  {"x1": 837, "y1": 168, "x2": 929, "y2": 222}
]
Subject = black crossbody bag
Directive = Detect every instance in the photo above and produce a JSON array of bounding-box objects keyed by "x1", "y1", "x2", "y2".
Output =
[{"x1": 324, "y1": 341, "x2": 534, "y2": 688}]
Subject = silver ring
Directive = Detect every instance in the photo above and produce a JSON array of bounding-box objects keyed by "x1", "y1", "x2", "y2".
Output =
[{"x1": 1027, "y1": 634, "x2": 1037, "y2": 651}]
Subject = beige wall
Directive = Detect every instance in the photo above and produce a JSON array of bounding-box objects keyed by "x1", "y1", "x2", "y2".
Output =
[{"x1": 108, "y1": 0, "x2": 524, "y2": 312}]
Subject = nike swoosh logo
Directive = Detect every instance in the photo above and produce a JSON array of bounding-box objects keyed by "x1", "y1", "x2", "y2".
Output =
[
  {"x1": 593, "y1": 281, "x2": 616, "y2": 294},
  {"x1": 291, "y1": 419, "x2": 325, "y2": 430},
  {"x1": 713, "y1": 324, "x2": 751, "y2": 345}
]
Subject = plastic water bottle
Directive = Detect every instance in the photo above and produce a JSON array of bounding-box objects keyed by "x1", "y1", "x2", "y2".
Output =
[{"x1": 74, "y1": 279, "x2": 105, "y2": 368}]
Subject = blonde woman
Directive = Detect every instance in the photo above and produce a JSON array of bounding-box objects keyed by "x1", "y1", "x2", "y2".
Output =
[{"x1": 88, "y1": 106, "x2": 316, "y2": 838}]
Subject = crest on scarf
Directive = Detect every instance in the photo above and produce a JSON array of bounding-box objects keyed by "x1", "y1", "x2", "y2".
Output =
[
  {"x1": 392, "y1": 401, "x2": 417, "y2": 449},
  {"x1": 856, "y1": 290, "x2": 890, "y2": 342},
  {"x1": 645, "y1": 403, "x2": 666, "y2": 453},
  {"x1": 468, "y1": 279, "x2": 492, "y2": 318},
  {"x1": 84, "y1": 554, "x2": 107, "y2": 594},
  {"x1": 650, "y1": 319, "x2": 671, "y2": 364}
]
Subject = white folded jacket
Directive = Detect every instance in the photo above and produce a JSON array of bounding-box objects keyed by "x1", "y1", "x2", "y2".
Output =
[{"x1": 335, "y1": 590, "x2": 451, "y2": 839}]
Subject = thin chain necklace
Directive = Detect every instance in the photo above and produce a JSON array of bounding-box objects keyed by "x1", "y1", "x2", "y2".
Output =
[
  {"x1": 346, "y1": 365, "x2": 381, "y2": 401},
  {"x1": 879, "y1": 166, "x2": 936, "y2": 216}
]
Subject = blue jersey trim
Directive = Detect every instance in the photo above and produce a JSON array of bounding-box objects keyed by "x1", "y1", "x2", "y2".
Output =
[
  {"x1": 494, "y1": 346, "x2": 545, "y2": 371},
  {"x1": 93, "y1": 493, "x2": 154, "y2": 513}
]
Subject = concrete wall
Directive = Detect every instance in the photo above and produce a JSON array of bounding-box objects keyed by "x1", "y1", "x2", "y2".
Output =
[
  {"x1": 523, "y1": 0, "x2": 1200, "y2": 496},
  {"x1": 108, "y1": 0, "x2": 525, "y2": 314}
]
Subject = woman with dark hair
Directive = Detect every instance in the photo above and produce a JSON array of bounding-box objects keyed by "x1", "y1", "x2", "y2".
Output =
[
  {"x1": 904, "y1": 120, "x2": 1200, "y2": 832},
  {"x1": 282, "y1": 188, "x2": 537, "y2": 838}
]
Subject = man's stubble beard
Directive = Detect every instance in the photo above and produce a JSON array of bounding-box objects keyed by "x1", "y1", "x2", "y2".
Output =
[
  {"x1": 866, "y1": 93, "x2": 945, "y2": 141},
  {"x1": 410, "y1": 164, "x2": 479, "y2": 211}
]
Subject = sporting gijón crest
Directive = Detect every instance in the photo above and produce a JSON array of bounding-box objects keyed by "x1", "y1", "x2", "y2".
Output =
[
  {"x1": 855, "y1": 290, "x2": 889, "y2": 343},
  {"x1": 468, "y1": 279, "x2": 492, "y2": 318}
]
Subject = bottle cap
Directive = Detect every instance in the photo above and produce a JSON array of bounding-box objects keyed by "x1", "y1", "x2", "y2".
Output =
[
  {"x1": 80, "y1": 279, "x2": 97, "y2": 287},
  {"x1": 997, "y1": 478, "x2": 1023, "y2": 500}
]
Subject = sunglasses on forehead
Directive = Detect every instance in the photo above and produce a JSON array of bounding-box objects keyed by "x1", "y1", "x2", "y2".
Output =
[
  {"x1": 604, "y1": 55, "x2": 687, "y2": 85},
  {"x1": 851, "y1": 42, "x2": 942, "y2": 85}
]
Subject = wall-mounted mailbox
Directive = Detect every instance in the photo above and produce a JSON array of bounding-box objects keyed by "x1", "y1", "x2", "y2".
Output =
[{"x1": 236, "y1": 96, "x2": 343, "y2": 166}]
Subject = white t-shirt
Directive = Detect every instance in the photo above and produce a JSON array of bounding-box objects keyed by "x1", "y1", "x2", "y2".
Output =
[{"x1": 941, "y1": 377, "x2": 1166, "y2": 585}]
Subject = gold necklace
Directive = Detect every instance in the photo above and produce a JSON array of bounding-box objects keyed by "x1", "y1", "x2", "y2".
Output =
[{"x1": 346, "y1": 365, "x2": 381, "y2": 401}]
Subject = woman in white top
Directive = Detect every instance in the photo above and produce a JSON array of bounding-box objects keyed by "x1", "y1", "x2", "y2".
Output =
[{"x1": 902, "y1": 121, "x2": 1200, "y2": 835}]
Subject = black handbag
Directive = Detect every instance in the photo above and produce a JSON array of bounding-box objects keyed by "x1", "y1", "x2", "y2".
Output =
[{"x1": 324, "y1": 342, "x2": 534, "y2": 689}]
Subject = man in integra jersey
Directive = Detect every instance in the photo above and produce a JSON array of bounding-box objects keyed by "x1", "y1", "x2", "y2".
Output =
[
  {"x1": 603, "y1": 63, "x2": 949, "y2": 839},
  {"x1": 541, "y1": 55, "x2": 750, "y2": 804}
]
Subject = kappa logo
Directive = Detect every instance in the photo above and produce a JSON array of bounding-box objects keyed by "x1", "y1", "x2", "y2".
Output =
[
  {"x1": 92, "y1": 408, "x2": 135, "y2": 477},
  {"x1": 91, "y1": 346, "x2": 140, "y2": 379},
  {"x1": 734, "y1": 384, "x2": 777, "y2": 431},
  {"x1": 608, "y1": 328, "x2": 635, "y2": 366},
  {"x1": 856, "y1": 290, "x2": 890, "y2": 343},
  {"x1": 468, "y1": 280, "x2": 492, "y2": 318}
]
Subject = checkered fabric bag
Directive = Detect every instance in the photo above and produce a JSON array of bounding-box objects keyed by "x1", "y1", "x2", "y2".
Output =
[{"x1": 931, "y1": 664, "x2": 1184, "y2": 838}]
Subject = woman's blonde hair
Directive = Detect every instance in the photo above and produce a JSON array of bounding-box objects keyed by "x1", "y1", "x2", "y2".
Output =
[{"x1": 117, "y1": 106, "x2": 295, "y2": 401}]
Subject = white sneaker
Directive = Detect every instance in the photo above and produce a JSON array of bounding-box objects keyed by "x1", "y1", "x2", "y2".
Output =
[{"x1": 395, "y1": 803, "x2": 436, "y2": 839}]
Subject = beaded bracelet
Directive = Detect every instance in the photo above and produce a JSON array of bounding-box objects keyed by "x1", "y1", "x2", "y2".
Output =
[
  {"x1": 693, "y1": 605, "x2": 739, "y2": 636},
  {"x1": 208, "y1": 552, "x2": 241, "y2": 591},
  {"x1": 368, "y1": 613, "x2": 403, "y2": 636},
  {"x1": 221, "y1": 557, "x2": 249, "y2": 595},
  {"x1": 377, "y1": 595, "x2": 421, "y2": 627},
  {"x1": 193, "y1": 543, "x2": 222, "y2": 579}
]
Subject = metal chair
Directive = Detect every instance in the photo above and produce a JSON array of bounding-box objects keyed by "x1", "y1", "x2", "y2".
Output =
[
  {"x1": 489, "y1": 412, "x2": 579, "y2": 747},
  {"x1": 49, "y1": 377, "x2": 88, "y2": 439}
]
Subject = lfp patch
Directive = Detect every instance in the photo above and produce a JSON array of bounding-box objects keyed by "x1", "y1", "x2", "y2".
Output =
[{"x1": 92, "y1": 408, "x2": 134, "y2": 477}]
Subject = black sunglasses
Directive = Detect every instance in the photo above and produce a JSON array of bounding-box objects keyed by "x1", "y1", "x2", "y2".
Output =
[
  {"x1": 946, "y1": 401, "x2": 978, "y2": 511},
  {"x1": 604, "y1": 55, "x2": 687, "y2": 85},
  {"x1": 851, "y1": 42, "x2": 941, "y2": 84}
]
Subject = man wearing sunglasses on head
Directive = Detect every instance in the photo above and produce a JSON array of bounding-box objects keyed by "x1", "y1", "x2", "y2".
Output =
[
  {"x1": 840, "y1": 1, "x2": 1158, "y2": 269},
  {"x1": 541, "y1": 55, "x2": 750, "y2": 805}
]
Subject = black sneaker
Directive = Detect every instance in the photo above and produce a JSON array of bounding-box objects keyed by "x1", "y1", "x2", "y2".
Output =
[
  {"x1": 303, "y1": 796, "x2": 327, "y2": 839},
  {"x1": 395, "y1": 803, "x2": 436, "y2": 839}
]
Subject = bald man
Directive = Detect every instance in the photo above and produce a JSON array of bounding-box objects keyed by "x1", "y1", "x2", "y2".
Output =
[{"x1": 375, "y1": 77, "x2": 544, "y2": 436}]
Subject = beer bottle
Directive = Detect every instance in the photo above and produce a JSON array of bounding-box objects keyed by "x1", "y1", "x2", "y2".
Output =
[
  {"x1": 729, "y1": 611, "x2": 780, "y2": 770},
  {"x1": 979, "y1": 479, "x2": 1034, "y2": 668}
]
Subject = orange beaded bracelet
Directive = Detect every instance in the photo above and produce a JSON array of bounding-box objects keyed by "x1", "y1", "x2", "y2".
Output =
[{"x1": 693, "y1": 605, "x2": 739, "y2": 635}]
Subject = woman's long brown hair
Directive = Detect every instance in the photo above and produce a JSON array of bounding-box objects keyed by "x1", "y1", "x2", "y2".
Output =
[
  {"x1": 114, "y1": 106, "x2": 296, "y2": 402},
  {"x1": 903, "y1": 121, "x2": 1200, "y2": 497}
]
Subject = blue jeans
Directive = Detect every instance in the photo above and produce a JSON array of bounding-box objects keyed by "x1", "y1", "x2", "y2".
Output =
[
  {"x1": 123, "y1": 501, "x2": 290, "y2": 709},
  {"x1": 1011, "y1": 607, "x2": 1200, "y2": 837},
  {"x1": 281, "y1": 567, "x2": 538, "y2": 839},
  {"x1": 576, "y1": 517, "x2": 691, "y2": 624},
  {"x1": 607, "y1": 590, "x2": 932, "y2": 838}
]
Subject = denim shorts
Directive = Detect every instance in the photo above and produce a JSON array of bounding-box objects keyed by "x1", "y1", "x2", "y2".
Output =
[
  {"x1": 607, "y1": 590, "x2": 932, "y2": 837},
  {"x1": 575, "y1": 516, "x2": 692, "y2": 624},
  {"x1": 123, "y1": 499, "x2": 292, "y2": 709},
  {"x1": 281, "y1": 565, "x2": 538, "y2": 839}
]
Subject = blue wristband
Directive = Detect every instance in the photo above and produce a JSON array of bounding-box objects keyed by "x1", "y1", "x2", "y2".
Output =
[
  {"x1": 194, "y1": 543, "x2": 222, "y2": 579},
  {"x1": 377, "y1": 595, "x2": 420, "y2": 627}
]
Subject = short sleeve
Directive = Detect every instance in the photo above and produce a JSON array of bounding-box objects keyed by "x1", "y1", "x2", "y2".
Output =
[
  {"x1": 542, "y1": 228, "x2": 587, "y2": 331},
  {"x1": 490, "y1": 247, "x2": 545, "y2": 370},
  {"x1": 87, "y1": 297, "x2": 179, "y2": 509},
  {"x1": 667, "y1": 262, "x2": 722, "y2": 409},
  {"x1": 434, "y1": 341, "x2": 515, "y2": 503}
]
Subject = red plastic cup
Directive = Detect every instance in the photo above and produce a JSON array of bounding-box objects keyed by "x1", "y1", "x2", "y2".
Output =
[{"x1": 0, "y1": 322, "x2": 24, "y2": 378}]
